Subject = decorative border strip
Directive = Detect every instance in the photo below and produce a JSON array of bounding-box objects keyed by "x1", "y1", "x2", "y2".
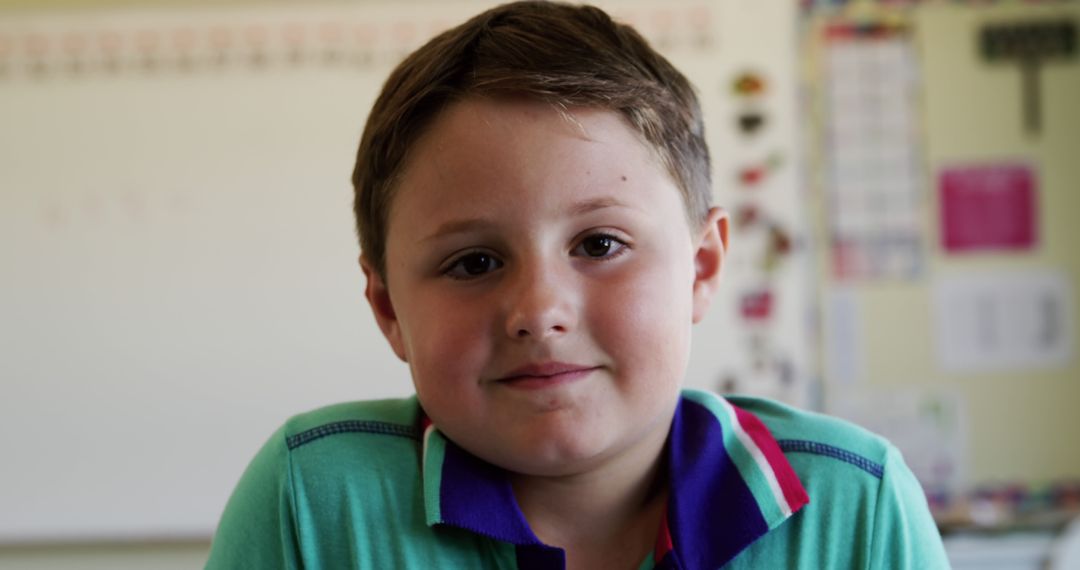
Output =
[
  {"x1": 0, "y1": 20, "x2": 426, "y2": 79},
  {"x1": 0, "y1": 4, "x2": 715, "y2": 81}
]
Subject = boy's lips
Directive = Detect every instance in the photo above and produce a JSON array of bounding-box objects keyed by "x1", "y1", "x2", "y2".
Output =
[{"x1": 495, "y1": 362, "x2": 599, "y2": 389}]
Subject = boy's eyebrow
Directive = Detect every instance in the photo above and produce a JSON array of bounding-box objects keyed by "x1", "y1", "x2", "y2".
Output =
[
  {"x1": 420, "y1": 218, "x2": 495, "y2": 243},
  {"x1": 567, "y1": 196, "x2": 631, "y2": 217},
  {"x1": 419, "y1": 196, "x2": 633, "y2": 243}
]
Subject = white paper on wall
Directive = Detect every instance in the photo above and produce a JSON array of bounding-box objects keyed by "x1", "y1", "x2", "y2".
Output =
[
  {"x1": 825, "y1": 287, "x2": 864, "y2": 387},
  {"x1": 934, "y1": 270, "x2": 1075, "y2": 373},
  {"x1": 823, "y1": 23, "x2": 924, "y2": 281}
]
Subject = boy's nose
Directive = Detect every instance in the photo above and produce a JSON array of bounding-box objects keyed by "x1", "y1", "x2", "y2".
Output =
[{"x1": 503, "y1": 265, "x2": 577, "y2": 340}]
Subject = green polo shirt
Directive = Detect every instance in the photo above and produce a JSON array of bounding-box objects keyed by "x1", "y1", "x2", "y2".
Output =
[{"x1": 206, "y1": 390, "x2": 949, "y2": 568}]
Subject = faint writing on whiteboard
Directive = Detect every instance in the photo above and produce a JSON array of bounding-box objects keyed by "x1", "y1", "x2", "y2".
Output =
[{"x1": 934, "y1": 271, "x2": 1074, "y2": 373}]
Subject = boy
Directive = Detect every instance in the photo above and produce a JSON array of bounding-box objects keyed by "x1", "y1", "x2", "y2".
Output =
[{"x1": 207, "y1": 2, "x2": 948, "y2": 568}]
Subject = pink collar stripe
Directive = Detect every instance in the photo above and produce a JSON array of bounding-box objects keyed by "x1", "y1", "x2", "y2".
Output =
[{"x1": 720, "y1": 397, "x2": 809, "y2": 517}]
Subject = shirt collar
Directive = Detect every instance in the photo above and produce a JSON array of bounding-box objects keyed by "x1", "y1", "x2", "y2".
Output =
[
  {"x1": 419, "y1": 390, "x2": 809, "y2": 568},
  {"x1": 663, "y1": 390, "x2": 810, "y2": 567}
]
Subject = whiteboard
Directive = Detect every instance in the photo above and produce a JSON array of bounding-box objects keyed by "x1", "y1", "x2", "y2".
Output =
[{"x1": 0, "y1": 0, "x2": 808, "y2": 541}]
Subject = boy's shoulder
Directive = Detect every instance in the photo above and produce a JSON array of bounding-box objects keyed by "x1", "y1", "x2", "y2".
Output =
[
  {"x1": 686, "y1": 391, "x2": 950, "y2": 567},
  {"x1": 279, "y1": 395, "x2": 423, "y2": 452},
  {"x1": 684, "y1": 389, "x2": 894, "y2": 473}
]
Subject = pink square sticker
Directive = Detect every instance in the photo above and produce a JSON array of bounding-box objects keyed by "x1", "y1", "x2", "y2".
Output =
[{"x1": 939, "y1": 163, "x2": 1037, "y2": 253}]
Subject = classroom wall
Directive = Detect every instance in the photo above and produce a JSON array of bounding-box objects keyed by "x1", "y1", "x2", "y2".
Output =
[
  {"x1": 0, "y1": 0, "x2": 806, "y2": 565},
  {"x1": 1, "y1": 0, "x2": 1077, "y2": 568},
  {"x1": 2, "y1": 0, "x2": 808, "y2": 545}
]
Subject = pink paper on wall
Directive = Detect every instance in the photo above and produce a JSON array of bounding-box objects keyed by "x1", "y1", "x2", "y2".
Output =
[{"x1": 939, "y1": 163, "x2": 1037, "y2": 253}]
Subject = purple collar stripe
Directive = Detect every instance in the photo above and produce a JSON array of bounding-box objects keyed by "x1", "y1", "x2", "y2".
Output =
[
  {"x1": 424, "y1": 427, "x2": 542, "y2": 545},
  {"x1": 667, "y1": 398, "x2": 770, "y2": 568}
]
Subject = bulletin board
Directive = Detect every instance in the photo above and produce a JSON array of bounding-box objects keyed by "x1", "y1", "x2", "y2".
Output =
[
  {"x1": 0, "y1": 0, "x2": 816, "y2": 542},
  {"x1": 801, "y1": 0, "x2": 1080, "y2": 493}
]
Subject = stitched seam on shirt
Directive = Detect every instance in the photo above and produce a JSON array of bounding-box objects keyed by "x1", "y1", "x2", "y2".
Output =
[
  {"x1": 286, "y1": 420, "x2": 420, "y2": 450},
  {"x1": 777, "y1": 439, "x2": 884, "y2": 479},
  {"x1": 283, "y1": 431, "x2": 304, "y2": 565}
]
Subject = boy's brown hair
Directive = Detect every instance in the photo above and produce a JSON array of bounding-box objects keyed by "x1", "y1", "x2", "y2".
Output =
[{"x1": 352, "y1": 0, "x2": 711, "y2": 278}]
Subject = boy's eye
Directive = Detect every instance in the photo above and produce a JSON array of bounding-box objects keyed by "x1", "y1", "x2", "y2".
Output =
[
  {"x1": 574, "y1": 234, "x2": 627, "y2": 259},
  {"x1": 444, "y1": 252, "x2": 503, "y2": 279}
]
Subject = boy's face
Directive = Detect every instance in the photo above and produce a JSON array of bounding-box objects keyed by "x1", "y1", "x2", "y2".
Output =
[{"x1": 363, "y1": 97, "x2": 727, "y2": 478}]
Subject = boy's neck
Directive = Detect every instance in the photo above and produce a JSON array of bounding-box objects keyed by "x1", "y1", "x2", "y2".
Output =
[{"x1": 509, "y1": 424, "x2": 670, "y2": 569}]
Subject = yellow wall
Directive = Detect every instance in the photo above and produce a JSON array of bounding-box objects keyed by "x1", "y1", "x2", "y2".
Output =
[
  {"x1": 833, "y1": 1, "x2": 1080, "y2": 485},
  {"x1": 920, "y1": 2, "x2": 1079, "y2": 484}
]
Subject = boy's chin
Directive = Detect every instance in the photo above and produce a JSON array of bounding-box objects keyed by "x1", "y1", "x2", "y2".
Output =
[
  {"x1": 486, "y1": 432, "x2": 649, "y2": 480},
  {"x1": 450, "y1": 427, "x2": 605, "y2": 478},
  {"x1": 500, "y1": 452, "x2": 609, "y2": 480},
  {"x1": 443, "y1": 395, "x2": 679, "y2": 479}
]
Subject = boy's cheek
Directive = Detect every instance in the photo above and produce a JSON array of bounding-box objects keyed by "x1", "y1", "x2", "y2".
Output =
[
  {"x1": 596, "y1": 259, "x2": 694, "y2": 319},
  {"x1": 404, "y1": 303, "x2": 493, "y2": 369},
  {"x1": 598, "y1": 262, "x2": 694, "y2": 340}
]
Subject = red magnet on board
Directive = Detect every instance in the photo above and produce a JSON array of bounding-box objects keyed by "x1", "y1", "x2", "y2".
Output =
[
  {"x1": 735, "y1": 204, "x2": 760, "y2": 229},
  {"x1": 739, "y1": 166, "x2": 766, "y2": 186},
  {"x1": 740, "y1": 290, "x2": 774, "y2": 321}
]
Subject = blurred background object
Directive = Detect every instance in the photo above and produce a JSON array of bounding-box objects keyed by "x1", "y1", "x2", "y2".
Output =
[{"x1": 0, "y1": 0, "x2": 1076, "y2": 568}]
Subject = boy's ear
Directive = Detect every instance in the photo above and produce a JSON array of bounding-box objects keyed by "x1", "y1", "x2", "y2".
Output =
[
  {"x1": 691, "y1": 207, "x2": 729, "y2": 324},
  {"x1": 359, "y1": 255, "x2": 408, "y2": 362}
]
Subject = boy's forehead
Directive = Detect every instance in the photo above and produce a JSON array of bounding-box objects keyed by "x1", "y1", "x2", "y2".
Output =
[
  {"x1": 430, "y1": 96, "x2": 622, "y2": 146},
  {"x1": 401, "y1": 96, "x2": 670, "y2": 195},
  {"x1": 398, "y1": 98, "x2": 665, "y2": 201}
]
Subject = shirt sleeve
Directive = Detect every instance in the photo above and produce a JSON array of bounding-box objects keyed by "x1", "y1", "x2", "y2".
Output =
[
  {"x1": 869, "y1": 444, "x2": 951, "y2": 569},
  {"x1": 205, "y1": 426, "x2": 303, "y2": 570}
]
